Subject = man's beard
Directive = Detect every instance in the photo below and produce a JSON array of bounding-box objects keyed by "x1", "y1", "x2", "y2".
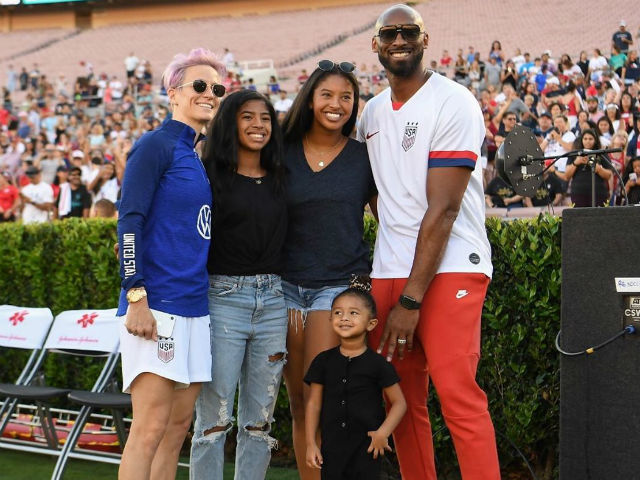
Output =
[{"x1": 378, "y1": 48, "x2": 424, "y2": 77}]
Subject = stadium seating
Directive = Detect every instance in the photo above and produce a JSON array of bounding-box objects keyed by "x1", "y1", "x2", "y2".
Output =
[{"x1": 1, "y1": 0, "x2": 637, "y2": 91}]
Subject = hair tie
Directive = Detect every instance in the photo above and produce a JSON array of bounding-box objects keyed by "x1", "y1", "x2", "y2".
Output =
[{"x1": 349, "y1": 274, "x2": 372, "y2": 292}]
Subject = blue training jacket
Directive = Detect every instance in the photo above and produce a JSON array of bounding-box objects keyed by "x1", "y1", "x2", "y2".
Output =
[{"x1": 116, "y1": 119, "x2": 212, "y2": 317}]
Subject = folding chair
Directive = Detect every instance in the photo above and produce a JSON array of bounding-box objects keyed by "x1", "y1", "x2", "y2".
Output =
[
  {"x1": 51, "y1": 347, "x2": 132, "y2": 479},
  {"x1": 0, "y1": 308, "x2": 119, "y2": 461},
  {"x1": 0, "y1": 305, "x2": 54, "y2": 442}
]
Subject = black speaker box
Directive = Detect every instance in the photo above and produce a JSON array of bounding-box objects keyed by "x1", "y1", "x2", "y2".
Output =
[{"x1": 560, "y1": 207, "x2": 640, "y2": 480}]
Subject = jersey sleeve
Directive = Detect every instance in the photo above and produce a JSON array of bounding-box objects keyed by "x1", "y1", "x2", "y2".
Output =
[
  {"x1": 304, "y1": 351, "x2": 327, "y2": 385},
  {"x1": 117, "y1": 131, "x2": 172, "y2": 291},
  {"x1": 355, "y1": 105, "x2": 367, "y2": 143},
  {"x1": 428, "y1": 90, "x2": 484, "y2": 170}
]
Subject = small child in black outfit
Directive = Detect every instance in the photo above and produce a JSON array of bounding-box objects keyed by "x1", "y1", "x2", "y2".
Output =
[{"x1": 304, "y1": 287, "x2": 406, "y2": 479}]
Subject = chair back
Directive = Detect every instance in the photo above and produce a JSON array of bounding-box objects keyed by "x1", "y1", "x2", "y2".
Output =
[
  {"x1": 0, "y1": 305, "x2": 54, "y2": 350},
  {"x1": 44, "y1": 309, "x2": 119, "y2": 354}
]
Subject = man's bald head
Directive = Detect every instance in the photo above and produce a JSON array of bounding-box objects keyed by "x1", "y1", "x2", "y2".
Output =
[{"x1": 374, "y1": 4, "x2": 425, "y2": 32}]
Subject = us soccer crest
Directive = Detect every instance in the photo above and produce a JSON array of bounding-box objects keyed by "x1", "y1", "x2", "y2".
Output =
[
  {"x1": 402, "y1": 122, "x2": 419, "y2": 152},
  {"x1": 157, "y1": 337, "x2": 175, "y2": 363}
]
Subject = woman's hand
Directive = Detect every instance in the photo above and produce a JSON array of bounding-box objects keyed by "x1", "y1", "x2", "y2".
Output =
[
  {"x1": 125, "y1": 299, "x2": 157, "y2": 341},
  {"x1": 574, "y1": 155, "x2": 588, "y2": 166}
]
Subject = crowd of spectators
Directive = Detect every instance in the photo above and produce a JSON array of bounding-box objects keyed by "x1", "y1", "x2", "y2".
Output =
[
  {"x1": 0, "y1": 52, "x2": 158, "y2": 223},
  {"x1": 432, "y1": 21, "x2": 640, "y2": 209},
  {"x1": 2, "y1": 22, "x2": 640, "y2": 224}
]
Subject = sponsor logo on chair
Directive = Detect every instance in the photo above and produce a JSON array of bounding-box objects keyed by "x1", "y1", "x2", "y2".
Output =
[
  {"x1": 9, "y1": 310, "x2": 28, "y2": 326},
  {"x1": 77, "y1": 313, "x2": 98, "y2": 328}
]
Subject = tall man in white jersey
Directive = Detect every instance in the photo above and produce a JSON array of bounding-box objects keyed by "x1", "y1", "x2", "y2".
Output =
[{"x1": 357, "y1": 5, "x2": 500, "y2": 479}]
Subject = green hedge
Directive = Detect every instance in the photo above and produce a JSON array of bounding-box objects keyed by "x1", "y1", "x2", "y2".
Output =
[{"x1": 0, "y1": 215, "x2": 561, "y2": 478}]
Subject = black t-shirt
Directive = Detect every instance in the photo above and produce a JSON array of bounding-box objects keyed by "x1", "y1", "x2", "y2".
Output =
[
  {"x1": 207, "y1": 171, "x2": 287, "y2": 275},
  {"x1": 58, "y1": 184, "x2": 91, "y2": 219},
  {"x1": 577, "y1": 60, "x2": 589, "y2": 76},
  {"x1": 628, "y1": 185, "x2": 640, "y2": 204},
  {"x1": 530, "y1": 174, "x2": 563, "y2": 206},
  {"x1": 486, "y1": 176, "x2": 516, "y2": 208},
  {"x1": 613, "y1": 31, "x2": 633, "y2": 52},
  {"x1": 304, "y1": 347, "x2": 399, "y2": 447},
  {"x1": 567, "y1": 157, "x2": 612, "y2": 197},
  {"x1": 282, "y1": 139, "x2": 376, "y2": 287},
  {"x1": 496, "y1": 124, "x2": 512, "y2": 138}
]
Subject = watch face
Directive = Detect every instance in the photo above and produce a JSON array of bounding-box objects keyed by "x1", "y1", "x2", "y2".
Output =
[
  {"x1": 127, "y1": 289, "x2": 146, "y2": 302},
  {"x1": 399, "y1": 295, "x2": 421, "y2": 310}
]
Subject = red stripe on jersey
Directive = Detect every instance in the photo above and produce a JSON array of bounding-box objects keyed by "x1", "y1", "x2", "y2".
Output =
[{"x1": 429, "y1": 150, "x2": 478, "y2": 161}]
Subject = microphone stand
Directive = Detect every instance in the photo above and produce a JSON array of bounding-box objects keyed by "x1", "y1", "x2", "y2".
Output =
[
  {"x1": 525, "y1": 147, "x2": 626, "y2": 207},
  {"x1": 597, "y1": 153, "x2": 630, "y2": 206},
  {"x1": 586, "y1": 154, "x2": 597, "y2": 208}
]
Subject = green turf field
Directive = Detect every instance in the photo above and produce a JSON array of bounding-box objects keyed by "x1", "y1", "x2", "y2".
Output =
[{"x1": 0, "y1": 450, "x2": 299, "y2": 479}]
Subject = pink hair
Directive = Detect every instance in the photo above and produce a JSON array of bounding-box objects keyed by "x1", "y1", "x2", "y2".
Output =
[{"x1": 161, "y1": 47, "x2": 226, "y2": 91}]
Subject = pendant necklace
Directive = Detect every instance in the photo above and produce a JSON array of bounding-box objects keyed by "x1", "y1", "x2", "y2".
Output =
[{"x1": 304, "y1": 135, "x2": 344, "y2": 169}]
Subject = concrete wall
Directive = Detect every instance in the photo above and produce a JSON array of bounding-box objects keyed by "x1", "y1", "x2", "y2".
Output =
[
  {"x1": 1, "y1": 10, "x2": 75, "y2": 32},
  {"x1": 0, "y1": 0, "x2": 393, "y2": 31}
]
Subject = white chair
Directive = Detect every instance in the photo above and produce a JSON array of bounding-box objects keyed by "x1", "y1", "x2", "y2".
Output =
[
  {"x1": 0, "y1": 305, "x2": 54, "y2": 440},
  {"x1": 0, "y1": 308, "x2": 121, "y2": 463}
]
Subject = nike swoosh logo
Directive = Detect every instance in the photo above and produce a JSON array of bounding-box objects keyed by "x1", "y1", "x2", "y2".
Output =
[
  {"x1": 366, "y1": 131, "x2": 380, "y2": 139},
  {"x1": 456, "y1": 290, "x2": 469, "y2": 299}
]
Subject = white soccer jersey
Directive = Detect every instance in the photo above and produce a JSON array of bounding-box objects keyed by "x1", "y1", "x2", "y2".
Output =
[{"x1": 357, "y1": 72, "x2": 492, "y2": 279}]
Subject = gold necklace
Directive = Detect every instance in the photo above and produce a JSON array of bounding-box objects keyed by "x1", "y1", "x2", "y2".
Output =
[{"x1": 303, "y1": 135, "x2": 344, "y2": 168}]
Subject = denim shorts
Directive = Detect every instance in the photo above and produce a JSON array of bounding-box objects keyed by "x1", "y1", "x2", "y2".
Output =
[{"x1": 282, "y1": 280, "x2": 350, "y2": 314}]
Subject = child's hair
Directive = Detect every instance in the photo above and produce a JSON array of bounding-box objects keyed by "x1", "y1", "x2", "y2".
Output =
[{"x1": 332, "y1": 287, "x2": 377, "y2": 318}]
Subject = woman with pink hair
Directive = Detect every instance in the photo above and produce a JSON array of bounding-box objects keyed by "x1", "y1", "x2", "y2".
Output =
[{"x1": 117, "y1": 47, "x2": 225, "y2": 480}]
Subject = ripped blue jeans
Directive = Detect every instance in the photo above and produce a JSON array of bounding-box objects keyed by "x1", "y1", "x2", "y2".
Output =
[{"x1": 190, "y1": 274, "x2": 288, "y2": 480}]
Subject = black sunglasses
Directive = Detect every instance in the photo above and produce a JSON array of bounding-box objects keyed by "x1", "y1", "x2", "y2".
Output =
[
  {"x1": 176, "y1": 79, "x2": 226, "y2": 97},
  {"x1": 317, "y1": 60, "x2": 355, "y2": 74},
  {"x1": 376, "y1": 24, "x2": 423, "y2": 44}
]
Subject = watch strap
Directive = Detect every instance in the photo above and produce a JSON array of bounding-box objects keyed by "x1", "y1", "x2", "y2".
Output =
[{"x1": 398, "y1": 294, "x2": 421, "y2": 310}]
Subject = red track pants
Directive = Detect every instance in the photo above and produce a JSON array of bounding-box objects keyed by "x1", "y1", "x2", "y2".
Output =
[{"x1": 369, "y1": 274, "x2": 501, "y2": 480}]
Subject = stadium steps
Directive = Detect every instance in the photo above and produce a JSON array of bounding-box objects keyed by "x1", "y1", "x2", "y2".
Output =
[
  {"x1": 276, "y1": 17, "x2": 377, "y2": 68},
  {"x1": 2, "y1": 29, "x2": 82, "y2": 63}
]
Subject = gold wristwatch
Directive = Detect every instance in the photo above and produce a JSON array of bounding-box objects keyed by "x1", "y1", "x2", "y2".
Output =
[{"x1": 126, "y1": 287, "x2": 147, "y2": 304}]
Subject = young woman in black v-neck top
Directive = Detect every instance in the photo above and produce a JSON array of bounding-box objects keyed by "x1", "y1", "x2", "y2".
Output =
[{"x1": 280, "y1": 62, "x2": 378, "y2": 479}]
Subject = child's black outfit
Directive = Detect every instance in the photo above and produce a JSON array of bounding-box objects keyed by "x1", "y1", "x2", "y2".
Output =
[{"x1": 304, "y1": 346, "x2": 400, "y2": 480}]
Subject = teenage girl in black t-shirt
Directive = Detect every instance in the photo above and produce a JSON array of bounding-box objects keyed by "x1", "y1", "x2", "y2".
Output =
[{"x1": 191, "y1": 90, "x2": 288, "y2": 479}]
